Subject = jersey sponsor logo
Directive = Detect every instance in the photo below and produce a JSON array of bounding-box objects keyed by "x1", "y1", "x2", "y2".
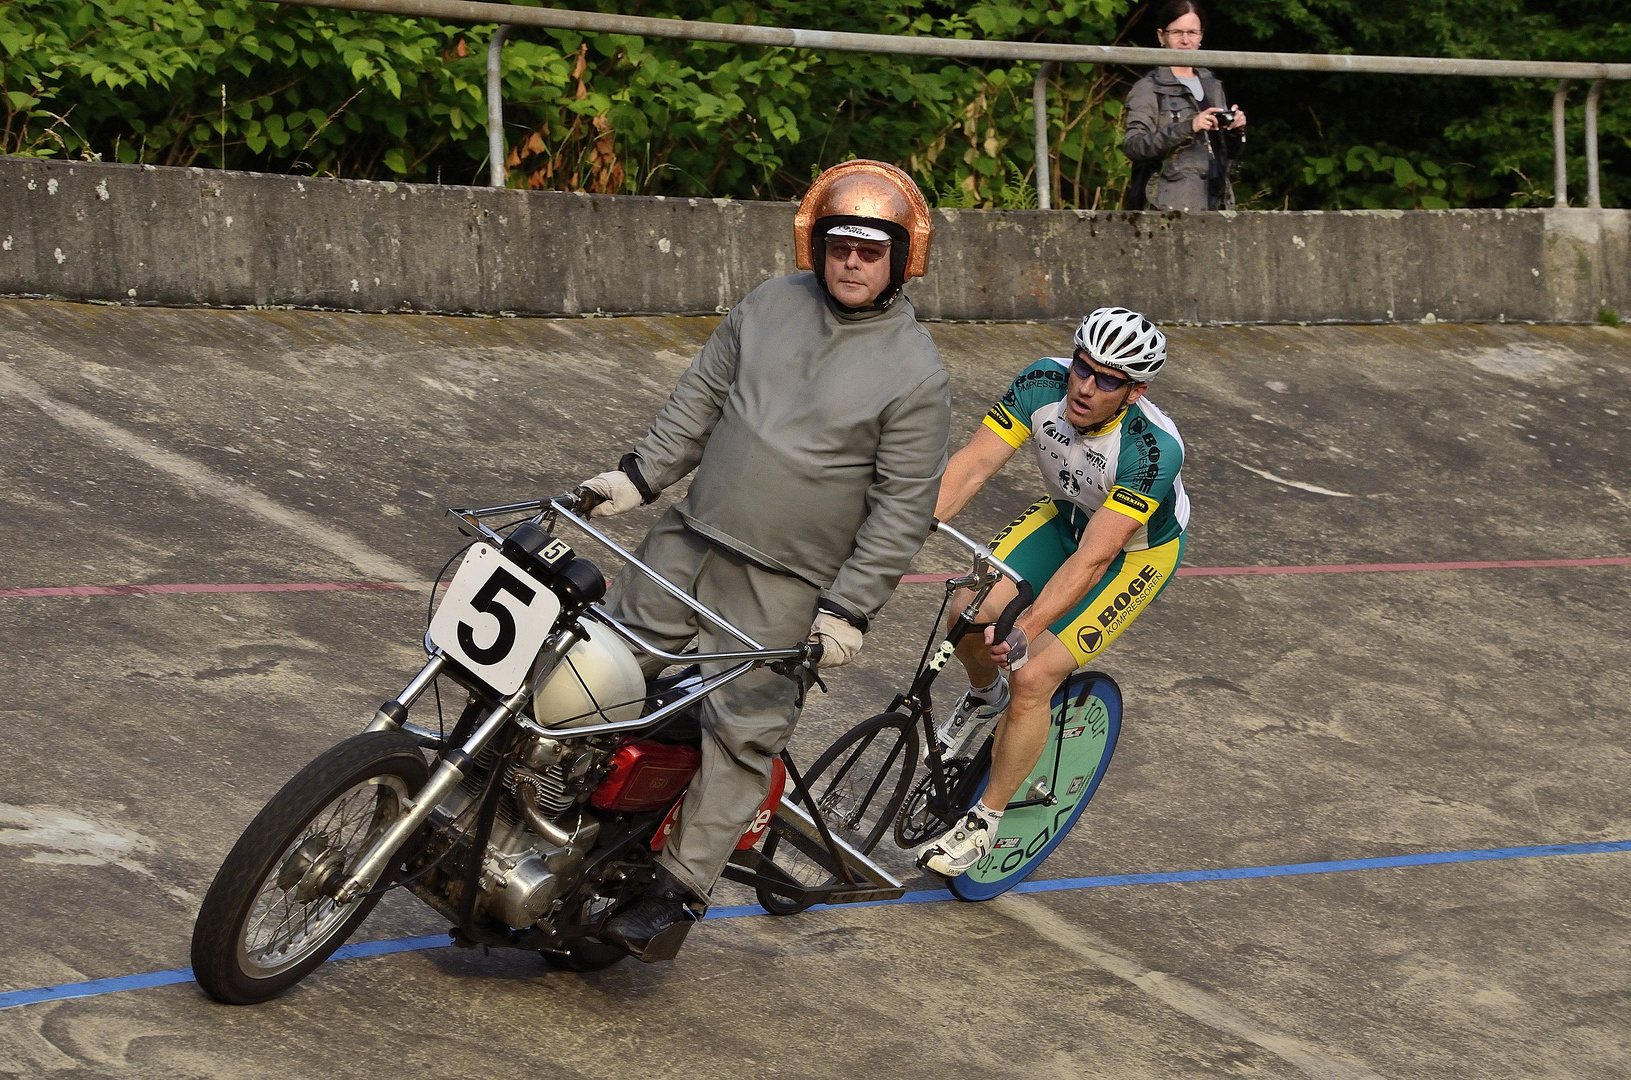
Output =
[
  {"x1": 1111, "y1": 488, "x2": 1150, "y2": 514},
  {"x1": 1127, "y1": 429, "x2": 1165, "y2": 494},
  {"x1": 1015, "y1": 367, "x2": 1067, "y2": 389},
  {"x1": 1095, "y1": 564, "x2": 1162, "y2": 630},
  {"x1": 1129, "y1": 416, "x2": 1148, "y2": 434},
  {"x1": 989, "y1": 500, "x2": 1050, "y2": 548},
  {"x1": 1076, "y1": 626, "x2": 1104, "y2": 654},
  {"x1": 986, "y1": 403, "x2": 1014, "y2": 429},
  {"x1": 1040, "y1": 420, "x2": 1071, "y2": 446},
  {"x1": 1082, "y1": 446, "x2": 1108, "y2": 472},
  {"x1": 1057, "y1": 469, "x2": 1081, "y2": 497}
]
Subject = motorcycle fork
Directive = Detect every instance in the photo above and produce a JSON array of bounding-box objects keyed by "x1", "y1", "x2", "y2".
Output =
[{"x1": 335, "y1": 633, "x2": 578, "y2": 904}]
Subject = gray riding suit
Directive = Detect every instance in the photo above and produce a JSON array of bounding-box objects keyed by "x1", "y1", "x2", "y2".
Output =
[
  {"x1": 605, "y1": 271, "x2": 951, "y2": 899},
  {"x1": 1123, "y1": 66, "x2": 1241, "y2": 212}
]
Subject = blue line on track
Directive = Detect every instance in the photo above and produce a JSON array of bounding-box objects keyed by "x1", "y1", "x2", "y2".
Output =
[{"x1": 4, "y1": 839, "x2": 1627, "y2": 1012}]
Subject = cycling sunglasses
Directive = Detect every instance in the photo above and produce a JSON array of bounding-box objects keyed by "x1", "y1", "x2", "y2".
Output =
[
  {"x1": 1070, "y1": 350, "x2": 1136, "y2": 392},
  {"x1": 824, "y1": 237, "x2": 892, "y2": 263}
]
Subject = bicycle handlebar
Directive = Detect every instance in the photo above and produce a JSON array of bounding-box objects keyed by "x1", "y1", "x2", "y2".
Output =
[{"x1": 992, "y1": 579, "x2": 1035, "y2": 645}]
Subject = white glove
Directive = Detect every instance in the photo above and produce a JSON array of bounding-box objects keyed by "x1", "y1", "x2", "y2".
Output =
[
  {"x1": 810, "y1": 611, "x2": 863, "y2": 669},
  {"x1": 580, "y1": 470, "x2": 643, "y2": 518}
]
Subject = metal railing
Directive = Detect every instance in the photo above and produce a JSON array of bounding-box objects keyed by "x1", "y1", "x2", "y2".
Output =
[{"x1": 278, "y1": 0, "x2": 1626, "y2": 209}]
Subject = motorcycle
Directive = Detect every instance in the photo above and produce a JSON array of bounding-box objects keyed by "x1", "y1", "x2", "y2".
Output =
[{"x1": 189, "y1": 493, "x2": 903, "y2": 1004}]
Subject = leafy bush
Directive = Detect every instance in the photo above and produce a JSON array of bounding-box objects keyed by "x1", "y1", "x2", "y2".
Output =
[
  {"x1": 2, "y1": 0, "x2": 1622, "y2": 209},
  {"x1": 1301, "y1": 146, "x2": 1488, "y2": 210},
  {"x1": 0, "y1": 0, "x2": 1138, "y2": 205}
]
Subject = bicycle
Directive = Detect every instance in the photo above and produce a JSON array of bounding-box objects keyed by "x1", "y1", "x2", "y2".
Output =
[{"x1": 756, "y1": 520, "x2": 1123, "y2": 910}]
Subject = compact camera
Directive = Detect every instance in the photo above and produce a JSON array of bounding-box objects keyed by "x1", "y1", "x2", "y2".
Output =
[{"x1": 1213, "y1": 108, "x2": 1236, "y2": 126}]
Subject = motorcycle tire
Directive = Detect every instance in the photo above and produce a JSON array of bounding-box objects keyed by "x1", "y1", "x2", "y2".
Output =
[
  {"x1": 540, "y1": 940, "x2": 627, "y2": 973},
  {"x1": 190, "y1": 731, "x2": 430, "y2": 1005}
]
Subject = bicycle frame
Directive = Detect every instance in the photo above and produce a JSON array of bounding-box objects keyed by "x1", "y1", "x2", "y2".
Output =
[
  {"x1": 880, "y1": 522, "x2": 1035, "y2": 831},
  {"x1": 352, "y1": 493, "x2": 904, "y2": 911}
]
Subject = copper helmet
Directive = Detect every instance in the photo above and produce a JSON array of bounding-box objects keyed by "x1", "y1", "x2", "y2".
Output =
[{"x1": 795, "y1": 160, "x2": 933, "y2": 299}]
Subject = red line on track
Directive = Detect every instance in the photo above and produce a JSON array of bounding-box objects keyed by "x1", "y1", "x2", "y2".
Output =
[
  {"x1": 5, "y1": 557, "x2": 1627, "y2": 599},
  {"x1": 0, "y1": 582, "x2": 407, "y2": 599},
  {"x1": 901, "y1": 555, "x2": 1631, "y2": 584}
]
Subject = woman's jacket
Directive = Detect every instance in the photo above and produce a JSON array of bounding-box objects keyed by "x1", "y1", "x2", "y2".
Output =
[{"x1": 1122, "y1": 66, "x2": 1243, "y2": 211}]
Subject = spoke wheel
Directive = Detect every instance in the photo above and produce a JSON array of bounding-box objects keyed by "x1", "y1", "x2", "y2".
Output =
[
  {"x1": 191, "y1": 731, "x2": 429, "y2": 1005},
  {"x1": 756, "y1": 712, "x2": 918, "y2": 916}
]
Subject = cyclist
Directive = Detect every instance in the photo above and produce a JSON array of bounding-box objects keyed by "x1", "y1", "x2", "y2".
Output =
[{"x1": 916, "y1": 307, "x2": 1189, "y2": 877}]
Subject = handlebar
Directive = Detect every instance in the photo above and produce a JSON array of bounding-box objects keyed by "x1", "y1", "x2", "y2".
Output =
[
  {"x1": 929, "y1": 518, "x2": 1032, "y2": 638},
  {"x1": 993, "y1": 579, "x2": 1035, "y2": 644}
]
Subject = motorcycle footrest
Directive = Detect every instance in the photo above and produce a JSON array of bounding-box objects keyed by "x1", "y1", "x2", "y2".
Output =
[{"x1": 629, "y1": 919, "x2": 693, "y2": 964}]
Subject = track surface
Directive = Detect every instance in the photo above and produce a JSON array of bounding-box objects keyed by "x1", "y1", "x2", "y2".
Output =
[{"x1": 2, "y1": 300, "x2": 1629, "y2": 1078}]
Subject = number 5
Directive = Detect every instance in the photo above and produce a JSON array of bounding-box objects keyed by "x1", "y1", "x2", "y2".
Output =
[{"x1": 458, "y1": 568, "x2": 537, "y2": 665}]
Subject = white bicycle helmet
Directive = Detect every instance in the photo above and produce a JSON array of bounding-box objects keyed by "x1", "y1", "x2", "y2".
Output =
[{"x1": 1073, "y1": 307, "x2": 1166, "y2": 382}]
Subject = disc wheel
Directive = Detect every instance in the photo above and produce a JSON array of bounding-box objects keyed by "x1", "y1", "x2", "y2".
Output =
[
  {"x1": 756, "y1": 712, "x2": 918, "y2": 915},
  {"x1": 190, "y1": 731, "x2": 429, "y2": 1005},
  {"x1": 894, "y1": 753, "x2": 976, "y2": 848}
]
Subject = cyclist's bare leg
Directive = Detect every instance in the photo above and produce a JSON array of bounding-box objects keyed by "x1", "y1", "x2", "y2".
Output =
[{"x1": 981, "y1": 632, "x2": 1078, "y2": 810}]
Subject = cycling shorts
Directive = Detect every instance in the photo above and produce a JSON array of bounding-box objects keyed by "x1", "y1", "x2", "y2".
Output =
[{"x1": 989, "y1": 497, "x2": 1186, "y2": 667}]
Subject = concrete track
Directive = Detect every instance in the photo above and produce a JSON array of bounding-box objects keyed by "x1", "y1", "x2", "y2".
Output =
[{"x1": 1, "y1": 299, "x2": 1629, "y2": 1078}]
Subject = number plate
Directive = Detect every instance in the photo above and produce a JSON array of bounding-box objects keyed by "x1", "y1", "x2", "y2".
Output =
[{"x1": 429, "y1": 544, "x2": 562, "y2": 695}]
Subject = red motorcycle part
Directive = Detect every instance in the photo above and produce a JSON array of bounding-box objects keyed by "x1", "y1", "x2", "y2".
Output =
[
  {"x1": 651, "y1": 756, "x2": 786, "y2": 852},
  {"x1": 589, "y1": 740, "x2": 701, "y2": 813}
]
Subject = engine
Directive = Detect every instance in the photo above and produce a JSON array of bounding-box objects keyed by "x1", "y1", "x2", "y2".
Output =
[
  {"x1": 408, "y1": 623, "x2": 689, "y2": 932},
  {"x1": 413, "y1": 736, "x2": 608, "y2": 930}
]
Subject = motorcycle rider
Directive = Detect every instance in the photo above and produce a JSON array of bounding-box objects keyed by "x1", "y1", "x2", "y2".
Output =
[{"x1": 576, "y1": 160, "x2": 951, "y2": 960}]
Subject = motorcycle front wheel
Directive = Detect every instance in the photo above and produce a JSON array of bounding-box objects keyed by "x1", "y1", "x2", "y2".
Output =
[{"x1": 190, "y1": 731, "x2": 430, "y2": 1005}]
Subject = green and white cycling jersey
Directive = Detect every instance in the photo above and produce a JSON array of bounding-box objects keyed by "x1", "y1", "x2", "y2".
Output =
[{"x1": 983, "y1": 356, "x2": 1189, "y2": 550}]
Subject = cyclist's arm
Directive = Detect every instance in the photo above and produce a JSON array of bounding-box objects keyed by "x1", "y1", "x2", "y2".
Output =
[
  {"x1": 934, "y1": 426, "x2": 1018, "y2": 523},
  {"x1": 1013, "y1": 509, "x2": 1142, "y2": 644}
]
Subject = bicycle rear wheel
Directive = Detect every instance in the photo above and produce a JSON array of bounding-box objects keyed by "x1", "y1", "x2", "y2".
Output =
[
  {"x1": 756, "y1": 712, "x2": 918, "y2": 915},
  {"x1": 946, "y1": 671, "x2": 1121, "y2": 902}
]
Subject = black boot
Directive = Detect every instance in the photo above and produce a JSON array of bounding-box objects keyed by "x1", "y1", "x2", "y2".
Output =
[{"x1": 599, "y1": 864, "x2": 705, "y2": 963}]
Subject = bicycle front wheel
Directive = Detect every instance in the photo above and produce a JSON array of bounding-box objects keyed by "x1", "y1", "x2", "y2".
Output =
[{"x1": 756, "y1": 712, "x2": 919, "y2": 915}]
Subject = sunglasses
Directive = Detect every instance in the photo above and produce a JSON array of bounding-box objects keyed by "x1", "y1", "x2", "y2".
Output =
[
  {"x1": 825, "y1": 237, "x2": 892, "y2": 263},
  {"x1": 1070, "y1": 350, "x2": 1136, "y2": 392}
]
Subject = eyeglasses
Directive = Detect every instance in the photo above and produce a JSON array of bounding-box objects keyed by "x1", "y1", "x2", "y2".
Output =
[
  {"x1": 825, "y1": 238, "x2": 892, "y2": 263},
  {"x1": 1071, "y1": 350, "x2": 1136, "y2": 392},
  {"x1": 1159, "y1": 28, "x2": 1203, "y2": 40}
]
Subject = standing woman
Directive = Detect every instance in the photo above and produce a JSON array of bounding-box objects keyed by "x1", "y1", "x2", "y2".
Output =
[{"x1": 1122, "y1": 0, "x2": 1247, "y2": 211}]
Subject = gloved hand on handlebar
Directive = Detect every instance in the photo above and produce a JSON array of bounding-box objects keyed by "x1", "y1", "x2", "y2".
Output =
[
  {"x1": 809, "y1": 611, "x2": 863, "y2": 669},
  {"x1": 985, "y1": 623, "x2": 1029, "y2": 671},
  {"x1": 578, "y1": 470, "x2": 643, "y2": 518}
]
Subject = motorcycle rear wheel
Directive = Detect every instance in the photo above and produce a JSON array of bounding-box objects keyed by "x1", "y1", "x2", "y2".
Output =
[
  {"x1": 191, "y1": 731, "x2": 430, "y2": 1005},
  {"x1": 540, "y1": 940, "x2": 627, "y2": 972}
]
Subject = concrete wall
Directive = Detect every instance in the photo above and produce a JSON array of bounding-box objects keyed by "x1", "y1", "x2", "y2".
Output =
[{"x1": 2, "y1": 156, "x2": 1625, "y2": 324}]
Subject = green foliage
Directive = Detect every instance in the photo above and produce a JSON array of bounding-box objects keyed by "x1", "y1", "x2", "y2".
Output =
[
  {"x1": 1212, "y1": 0, "x2": 1630, "y2": 209},
  {"x1": 3, "y1": 0, "x2": 1620, "y2": 210},
  {"x1": 1600, "y1": 307, "x2": 1623, "y2": 329},
  {"x1": 0, "y1": 0, "x2": 1138, "y2": 204},
  {"x1": 1300, "y1": 146, "x2": 1486, "y2": 209}
]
